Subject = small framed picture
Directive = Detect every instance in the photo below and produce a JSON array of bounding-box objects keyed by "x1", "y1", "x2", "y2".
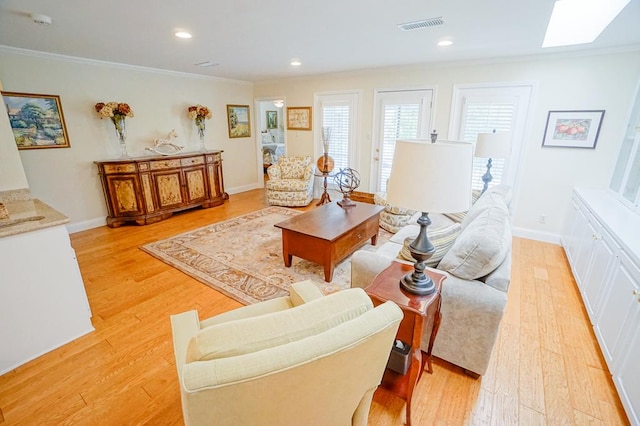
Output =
[
  {"x1": 287, "y1": 106, "x2": 312, "y2": 130},
  {"x1": 1, "y1": 91, "x2": 71, "y2": 149},
  {"x1": 542, "y1": 110, "x2": 605, "y2": 149},
  {"x1": 266, "y1": 110, "x2": 278, "y2": 129},
  {"x1": 226, "y1": 104, "x2": 251, "y2": 138}
]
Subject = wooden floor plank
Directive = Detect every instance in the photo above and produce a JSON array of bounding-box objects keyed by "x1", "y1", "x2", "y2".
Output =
[{"x1": 0, "y1": 188, "x2": 629, "y2": 425}]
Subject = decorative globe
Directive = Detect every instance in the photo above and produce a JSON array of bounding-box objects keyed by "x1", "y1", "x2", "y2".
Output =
[
  {"x1": 333, "y1": 168, "x2": 360, "y2": 207},
  {"x1": 316, "y1": 154, "x2": 335, "y2": 174}
]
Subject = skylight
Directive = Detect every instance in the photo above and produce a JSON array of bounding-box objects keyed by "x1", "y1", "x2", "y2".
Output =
[{"x1": 542, "y1": 0, "x2": 630, "y2": 48}]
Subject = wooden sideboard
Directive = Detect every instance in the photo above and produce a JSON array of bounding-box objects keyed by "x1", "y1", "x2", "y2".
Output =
[{"x1": 95, "y1": 151, "x2": 228, "y2": 227}]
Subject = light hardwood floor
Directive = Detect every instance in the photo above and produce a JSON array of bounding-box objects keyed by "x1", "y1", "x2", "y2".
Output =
[{"x1": 0, "y1": 189, "x2": 630, "y2": 425}]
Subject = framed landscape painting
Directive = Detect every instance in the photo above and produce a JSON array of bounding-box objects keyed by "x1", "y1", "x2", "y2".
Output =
[
  {"x1": 227, "y1": 104, "x2": 251, "y2": 138},
  {"x1": 287, "y1": 106, "x2": 312, "y2": 130},
  {"x1": 1, "y1": 91, "x2": 71, "y2": 149},
  {"x1": 542, "y1": 110, "x2": 605, "y2": 149}
]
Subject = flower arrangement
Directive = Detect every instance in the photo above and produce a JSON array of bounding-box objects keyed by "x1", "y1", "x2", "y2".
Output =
[
  {"x1": 95, "y1": 102, "x2": 134, "y2": 120},
  {"x1": 94, "y1": 102, "x2": 134, "y2": 153},
  {"x1": 188, "y1": 104, "x2": 212, "y2": 150}
]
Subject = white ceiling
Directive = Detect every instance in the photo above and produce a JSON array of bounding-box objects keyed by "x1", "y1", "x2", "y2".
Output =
[{"x1": 1, "y1": 0, "x2": 639, "y2": 82}]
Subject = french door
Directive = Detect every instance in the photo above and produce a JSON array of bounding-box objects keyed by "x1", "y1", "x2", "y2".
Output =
[{"x1": 371, "y1": 89, "x2": 434, "y2": 193}]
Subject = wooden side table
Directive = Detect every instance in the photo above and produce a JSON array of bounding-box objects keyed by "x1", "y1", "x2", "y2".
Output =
[{"x1": 365, "y1": 261, "x2": 446, "y2": 426}]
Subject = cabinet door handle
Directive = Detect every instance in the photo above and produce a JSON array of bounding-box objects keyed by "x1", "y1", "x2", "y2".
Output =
[{"x1": 633, "y1": 290, "x2": 639, "y2": 296}]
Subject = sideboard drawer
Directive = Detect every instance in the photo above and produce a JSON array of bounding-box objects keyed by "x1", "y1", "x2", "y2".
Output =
[
  {"x1": 103, "y1": 163, "x2": 136, "y2": 174},
  {"x1": 150, "y1": 159, "x2": 181, "y2": 170},
  {"x1": 181, "y1": 156, "x2": 205, "y2": 167}
]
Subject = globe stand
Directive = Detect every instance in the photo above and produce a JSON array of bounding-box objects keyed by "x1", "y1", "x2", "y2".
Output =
[
  {"x1": 334, "y1": 168, "x2": 360, "y2": 209},
  {"x1": 316, "y1": 153, "x2": 334, "y2": 206},
  {"x1": 337, "y1": 194, "x2": 356, "y2": 208}
]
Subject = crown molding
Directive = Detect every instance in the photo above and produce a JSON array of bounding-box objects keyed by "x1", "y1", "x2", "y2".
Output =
[{"x1": 0, "y1": 45, "x2": 253, "y2": 86}]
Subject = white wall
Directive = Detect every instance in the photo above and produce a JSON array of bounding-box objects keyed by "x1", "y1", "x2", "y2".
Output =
[
  {"x1": 0, "y1": 48, "x2": 257, "y2": 230},
  {"x1": 254, "y1": 50, "x2": 640, "y2": 241}
]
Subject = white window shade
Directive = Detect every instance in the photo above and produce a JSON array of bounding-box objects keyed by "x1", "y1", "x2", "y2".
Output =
[
  {"x1": 380, "y1": 104, "x2": 420, "y2": 192},
  {"x1": 461, "y1": 100, "x2": 515, "y2": 191},
  {"x1": 322, "y1": 104, "x2": 350, "y2": 171}
]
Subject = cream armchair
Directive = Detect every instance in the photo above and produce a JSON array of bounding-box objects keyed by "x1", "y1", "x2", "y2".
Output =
[
  {"x1": 266, "y1": 156, "x2": 315, "y2": 206},
  {"x1": 170, "y1": 280, "x2": 403, "y2": 426}
]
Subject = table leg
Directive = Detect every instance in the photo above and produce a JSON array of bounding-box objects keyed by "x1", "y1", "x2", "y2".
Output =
[
  {"x1": 281, "y1": 234, "x2": 292, "y2": 267},
  {"x1": 323, "y1": 262, "x2": 334, "y2": 282}
]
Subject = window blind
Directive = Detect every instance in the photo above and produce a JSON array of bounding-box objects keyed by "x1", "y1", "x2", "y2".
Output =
[
  {"x1": 461, "y1": 101, "x2": 515, "y2": 191},
  {"x1": 322, "y1": 103, "x2": 351, "y2": 171},
  {"x1": 379, "y1": 104, "x2": 420, "y2": 192}
]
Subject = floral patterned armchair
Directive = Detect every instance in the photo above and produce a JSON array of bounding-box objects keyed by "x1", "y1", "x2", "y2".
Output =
[{"x1": 266, "y1": 156, "x2": 315, "y2": 207}]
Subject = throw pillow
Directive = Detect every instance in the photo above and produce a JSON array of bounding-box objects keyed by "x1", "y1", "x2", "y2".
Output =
[
  {"x1": 439, "y1": 201, "x2": 511, "y2": 280},
  {"x1": 374, "y1": 192, "x2": 416, "y2": 215},
  {"x1": 397, "y1": 222, "x2": 461, "y2": 267},
  {"x1": 443, "y1": 189, "x2": 482, "y2": 223}
]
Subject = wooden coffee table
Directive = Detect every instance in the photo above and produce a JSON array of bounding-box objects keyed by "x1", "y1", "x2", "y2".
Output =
[{"x1": 274, "y1": 201, "x2": 384, "y2": 282}]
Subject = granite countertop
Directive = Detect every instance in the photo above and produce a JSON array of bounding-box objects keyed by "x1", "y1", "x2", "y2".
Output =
[{"x1": 0, "y1": 199, "x2": 69, "y2": 238}]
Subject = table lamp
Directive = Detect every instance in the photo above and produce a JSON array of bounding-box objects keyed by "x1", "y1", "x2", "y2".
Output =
[
  {"x1": 386, "y1": 139, "x2": 474, "y2": 295},
  {"x1": 475, "y1": 131, "x2": 511, "y2": 193}
]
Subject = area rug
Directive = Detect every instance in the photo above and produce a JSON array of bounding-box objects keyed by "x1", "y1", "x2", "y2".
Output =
[{"x1": 140, "y1": 206, "x2": 391, "y2": 305}]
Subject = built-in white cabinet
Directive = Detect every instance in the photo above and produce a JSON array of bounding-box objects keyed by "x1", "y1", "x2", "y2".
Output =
[{"x1": 562, "y1": 188, "x2": 640, "y2": 426}]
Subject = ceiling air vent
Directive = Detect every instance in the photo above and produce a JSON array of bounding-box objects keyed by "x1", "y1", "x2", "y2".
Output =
[
  {"x1": 397, "y1": 17, "x2": 444, "y2": 31},
  {"x1": 194, "y1": 61, "x2": 220, "y2": 68}
]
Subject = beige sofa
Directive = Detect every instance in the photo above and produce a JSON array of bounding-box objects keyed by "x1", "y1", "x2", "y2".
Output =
[
  {"x1": 351, "y1": 185, "x2": 513, "y2": 376},
  {"x1": 170, "y1": 280, "x2": 402, "y2": 426}
]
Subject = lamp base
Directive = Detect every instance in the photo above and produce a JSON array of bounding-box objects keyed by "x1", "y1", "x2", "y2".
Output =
[
  {"x1": 400, "y1": 262, "x2": 436, "y2": 295},
  {"x1": 399, "y1": 212, "x2": 436, "y2": 295}
]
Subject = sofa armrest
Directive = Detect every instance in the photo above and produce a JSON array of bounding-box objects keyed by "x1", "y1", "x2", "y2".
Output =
[
  {"x1": 289, "y1": 280, "x2": 324, "y2": 305},
  {"x1": 484, "y1": 247, "x2": 512, "y2": 292},
  {"x1": 170, "y1": 310, "x2": 201, "y2": 376},
  {"x1": 267, "y1": 164, "x2": 282, "y2": 180},
  {"x1": 303, "y1": 165, "x2": 314, "y2": 183},
  {"x1": 350, "y1": 251, "x2": 394, "y2": 289}
]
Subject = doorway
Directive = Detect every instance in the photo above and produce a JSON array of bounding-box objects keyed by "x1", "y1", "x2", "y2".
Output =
[{"x1": 255, "y1": 98, "x2": 286, "y2": 186}]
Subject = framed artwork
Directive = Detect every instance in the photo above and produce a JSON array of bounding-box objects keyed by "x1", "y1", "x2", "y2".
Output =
[
  {"x1": 226, "y1": 104, "x2": 251, "y2": 138},
  {"x1": 287, "y1": 106, "x2": 312, "y2": 130},
  {"x1": 1, "y1": 91, "x2": 70, "y2": 149},
  {"x1": 266, "y1": 110, "x2": 278, "y2": 129},
  {"x1": 542, "y1": 110, "x2": 605, "y2": 149}
]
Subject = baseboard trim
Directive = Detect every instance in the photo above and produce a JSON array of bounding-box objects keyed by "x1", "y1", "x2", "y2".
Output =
[
  {"x1": 226, "y1": 183, "x2": 262, "y2": 194},
  {"x1": 512, "y1": 226, "x2": 561, "y2": 245},
  {"x1": 67, "y1": 217, "x2": 107, "y2": 234},
  {"x1": 67, "y1": 183, "x2": 263, "y2": 233}
]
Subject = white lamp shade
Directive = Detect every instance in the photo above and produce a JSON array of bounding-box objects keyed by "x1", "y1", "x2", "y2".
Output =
[
  {"x1": 386, "y1": 139, "x2": 474, "y2": 213},
  {"x1": 475, "y1": 132, "x2": 511, "y2": 158}
]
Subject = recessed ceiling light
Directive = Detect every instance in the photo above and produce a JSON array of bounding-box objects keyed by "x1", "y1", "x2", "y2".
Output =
[
  {"x1": 438, "y1": 40, "x2": 453, "y2": 47},
  {"x1": 175, "y1": 31, "x2": 192, "y2": 39},
  {"x1": 290, "y1": 60, "x2": 302, "y2": 67}
]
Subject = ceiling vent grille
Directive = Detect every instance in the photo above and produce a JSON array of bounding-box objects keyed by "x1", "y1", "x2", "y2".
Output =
[
  {"x1": 195, "y1": 61, "x2": 220, "y2": 68},
  {"x1": 397, "y1": 17, "x2": 444, "y2": 31}
]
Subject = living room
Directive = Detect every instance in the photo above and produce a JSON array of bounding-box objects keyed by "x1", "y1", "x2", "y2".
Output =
[{"x1": 1, "y1": 0, "x2": 640, "y2": 424}]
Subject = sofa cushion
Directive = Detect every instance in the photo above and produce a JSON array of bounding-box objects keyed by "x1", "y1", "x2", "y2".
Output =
[
  {"x1": 439, "y1": 201, "x2": 511, "y2": 280},
  {"x1": 398, "y1": 222, "x2": 461, "y2": 267},
  {"x1": 443, "y1": 189, "x2": 482, "y2": 223},
  {"x1": 379, "y1": 210, "x2": 414, "y2": 233},
  {"x1": 460, "y1": 186, "x2": 512, "y2": 229},
  {"x1": 266, "y1": 178, "x2": 312, "y2": 191},
  {"x1": 278, "y1": 156, "x2": 311, "y2": 179},
  {"x1": 374, "y1": 192, "x2": 416, "y2": 215},
  {"x1": 185, "y1": 287, "x2": 373, "y2": 362}
]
